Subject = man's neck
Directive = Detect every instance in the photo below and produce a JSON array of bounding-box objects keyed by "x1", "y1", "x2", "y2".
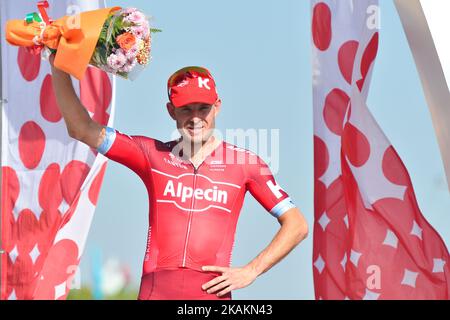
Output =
[{"x1": 179, "y1": 135, "x2": 222, "y2": 168}]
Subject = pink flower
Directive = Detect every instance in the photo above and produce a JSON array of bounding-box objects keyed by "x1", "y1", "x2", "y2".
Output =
[
  {"x1": 120, "y1": 58, "x2": 137, "y2": 73},
  {"x1": 125, "y1": 44, "x2": 139, "y2": 59},
  {"x1": 140, "y1": 20, "x2": 150, "y2": 38},
  {"x1": 122, "y1": 7, "x2": 137, "y2": 15},
  {"x1": 131, "y1": 24, "x2": 150, "y2": 39},
  {"x1": 130, "y1": 25, "x2": 145, "y2": 38},
  {"x1": 125, "y1": 11, "x2": 146, "y2": 25},
  {"x1": 107, "y1": 49, "x2": 127, "y2": 70},
  {"x1": 116, "y1": 49, "x2": 128, "y2": 63}
]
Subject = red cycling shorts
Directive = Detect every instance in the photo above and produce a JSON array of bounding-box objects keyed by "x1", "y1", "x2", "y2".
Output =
[{"x1": 138, "y1": 268, "x2": 232, "y2": 300}]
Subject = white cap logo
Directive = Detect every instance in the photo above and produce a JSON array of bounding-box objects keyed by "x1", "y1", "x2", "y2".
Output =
[{"x1": 198, "y1": 77, "x2": 211, "y2": 90}]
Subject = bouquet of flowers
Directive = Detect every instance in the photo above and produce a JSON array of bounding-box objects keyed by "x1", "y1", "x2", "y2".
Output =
[
  {"x1": 5, "y1": 2, "x2": 161, "y2": 80},
  {"x1": 92, "y1": 7, "x2": 161, "y2": 79}
]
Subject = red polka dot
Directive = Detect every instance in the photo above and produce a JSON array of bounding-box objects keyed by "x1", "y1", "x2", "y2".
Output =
[
  {"x1": 15, "y1": 209, "x2": 40, "y2": 255},
  {"x1": 360, "y1": 32, "x2": 379, "y2": 81},
  {"x1": 338, "y1": 41, "x2": 359, "y2": 84},
  {"x1": 371, "y1": 197, "x2": 415, "y2": 233},
  {"x1": 18, "y1": 121, "x2": 46, "y2": 170},
  {"x1": 39, "y1": 210, "x2": 62, "y2": 234},
  {"x1": 342, "y1": 123, "x2": 370, "y2": 167},
  {"x1": 89, "y1": 162, "x2": 108, "y2": 206},
  {"x1": 2, "y1": 210, "x2": 16, "y2": 253},
  {"x1": 315, "y1": 177, "x2": 345, "y2": 220},
  {"x1": 382, "y1": 146, "x2": 410, "y2": 186},
  {"x1": 80, "y1": 67, "x2": 112, "y2": 123},
  {"x1": 33, "y1": 282, "x2": 55, "y2": 300},
  {"x1": 356, "y1": 78, "x2": 365, "y2": 91},
  {"x1": 35, "y1": 238, "x2": 77, "y2": 298},
  {"x1": 94, "y1": 111, "x2": 110, "y2": 128},
  {"x1": 2, "y1": 166, "x2": 20, "y2": 213},
  {"x1": 314, "y1": 180, "x2": 327, "y2": 219},
  {"x1": 320, "y1": 219, "x2": 348, "y2": 263},
  {"x1": 314, "y1": 136, "x2": 329, "y2": 180},
  {"x1": 17, "y1": 47, "x2": 41, "y2": 82},
  {"x1": 33, "y1": 253, "x2": 48, "y2": 282},
  {"x1": 313, "y1": 272, "x2": 346, "y2": 300},
  {"x1": 39, "y1": 163, "x2": 63, "y2": 211},
  {"x1": 324, "y1": 178, "x2": 346, "y2": 221},
  {"x1": 81, "y1": 68, "x2": 112, "y2": 126},
  {"x1": 60, "y1": 160, "x2": 91, "y2": 205},
  {"x1": 39, "y1": 239, "x2": 79, "y2": 285},
  {"x1": 38, "y1": 209, "x2": 62, "y2": 253},
  {"x1": 8, "y1": 254, "x2": 34, "y2": 299},
  {"x1": 356, "y1": 32, "x2": 379, "y2": 91},
  {"x1": 312, "y1": 2, "x2": 332, "y2": 51},
  {"x1": 323, "y1": 88, "x2": 350, "y2": 136},
  {"x1": 3, "y1": 210, "x2": 17, "y2": 253},
  {"x1": 327, "y1": 192, "x2": 347, "y2": 222},
  {"x1": 40, "y1": 74, "x2": 63, "y2": 123}
]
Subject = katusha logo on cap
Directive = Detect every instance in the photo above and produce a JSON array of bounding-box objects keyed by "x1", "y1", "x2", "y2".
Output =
[
  {"x1": 151, "y1": 169, "x2": 241, "y2": 213},
  {"x1": 198, "y1": 77, "x2": 211, "y2": 90}
]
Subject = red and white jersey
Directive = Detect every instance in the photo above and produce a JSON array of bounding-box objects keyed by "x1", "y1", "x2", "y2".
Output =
[{"x1": 98, "y1": 127, "x2": 296, "y2": 275}]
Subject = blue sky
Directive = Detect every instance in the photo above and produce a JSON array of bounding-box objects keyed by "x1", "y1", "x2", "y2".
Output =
[{"x1": 79, "y1": 0, "x2": 450, "y2": 299}]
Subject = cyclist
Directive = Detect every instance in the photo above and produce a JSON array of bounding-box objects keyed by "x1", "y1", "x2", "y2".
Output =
[{"x1": 50, "y1": 58, "x2": 308, "y2": 300}]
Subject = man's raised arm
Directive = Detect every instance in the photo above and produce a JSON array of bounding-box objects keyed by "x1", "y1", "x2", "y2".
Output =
[{"x1": 49, "y1": 55, "x2": 105, "y2": 149}]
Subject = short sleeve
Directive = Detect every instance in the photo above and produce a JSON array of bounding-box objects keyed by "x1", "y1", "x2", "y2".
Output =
[
  {"x1": 245, "y1": 154, "x2": 296, "y2": 218},
  {"x1": 97, "y1": 126, "x2": 152, "y2": 181}
]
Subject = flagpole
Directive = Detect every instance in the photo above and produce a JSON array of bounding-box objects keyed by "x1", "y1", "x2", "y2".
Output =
[
  {"x1": 395, "y1": 0, "x2": 450, "y2": 193},
  {"x1": 0, "y1": 3, "x2": 4, "y2": 299}
]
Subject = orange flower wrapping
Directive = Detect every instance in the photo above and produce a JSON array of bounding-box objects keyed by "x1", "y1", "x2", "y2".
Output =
[
  {"x1": 116, "y1": 32, "x2": 136, "y2": 51},
  {"x1": 5, "y1": 7, "x2": 121, "y2": 80}
]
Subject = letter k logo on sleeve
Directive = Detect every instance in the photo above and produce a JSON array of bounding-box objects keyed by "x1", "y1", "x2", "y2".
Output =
[{"x1": 267, "y1": 180, "x2": 284, "y2": 199}]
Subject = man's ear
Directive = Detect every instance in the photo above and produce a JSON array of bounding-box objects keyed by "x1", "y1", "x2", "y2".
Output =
[
  {"x1": 213, "y1": 99, "x2": 222, "y2": 116},
  {"x1": 167, "y1": 102, "x2": 177, "y2": 120}
]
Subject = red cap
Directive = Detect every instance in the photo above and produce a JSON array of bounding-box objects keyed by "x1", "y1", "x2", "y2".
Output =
[{"x1": 167, "y1": 66, "x2": 219, "y2": 108}]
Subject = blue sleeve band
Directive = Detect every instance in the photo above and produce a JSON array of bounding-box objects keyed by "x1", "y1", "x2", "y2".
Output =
[
  {"x1": 270, "y1": 197, "x2": 296, "y2": 218},
  {"x1": 97, "y1": 127, "x2": 116, "y2": 154}
]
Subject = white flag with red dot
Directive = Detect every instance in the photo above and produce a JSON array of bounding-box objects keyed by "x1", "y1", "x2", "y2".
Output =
[
  {"x1": 1, "y1": 0, "x2": 115, "y2": 300},
  {"x1": 312, "y1": 0, "x2": 449, "y2": 299}
]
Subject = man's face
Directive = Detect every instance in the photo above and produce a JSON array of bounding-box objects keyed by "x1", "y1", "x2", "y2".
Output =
[{"x1": 167, "y1": 100, "x2": 221, "y2": 144}]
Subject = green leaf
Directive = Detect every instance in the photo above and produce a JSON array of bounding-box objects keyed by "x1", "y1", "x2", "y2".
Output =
[{"x1": 116, "y1": 71, "x2": 129, "y2": 79}]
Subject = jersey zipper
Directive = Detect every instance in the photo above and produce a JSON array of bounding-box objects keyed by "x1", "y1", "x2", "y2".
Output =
[
  {"x1": 180, "y1": 140, "x2": 223, "y2": 267},
  {"x1": 181, "y1": 166, "x2": 198, "y2": 267}
]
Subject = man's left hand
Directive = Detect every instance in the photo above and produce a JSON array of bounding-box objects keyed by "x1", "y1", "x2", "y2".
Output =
[{"x1": 201, "y1": 265, "x2": 258, "y2": 297}]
